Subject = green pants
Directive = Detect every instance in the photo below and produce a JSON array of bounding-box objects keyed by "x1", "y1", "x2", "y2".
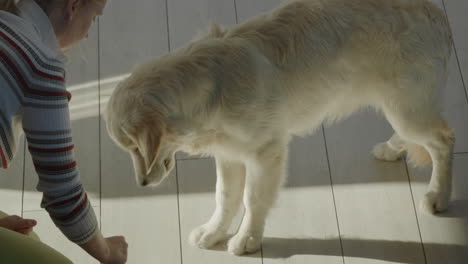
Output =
[{"x1": 0, "y1": 211, "x2": 73, "y2": 264}]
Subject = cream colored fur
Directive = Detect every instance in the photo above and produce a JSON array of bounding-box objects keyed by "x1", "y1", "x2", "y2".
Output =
[{"x1": 105, "y1": 0, "x2": 454, "y2": 255}]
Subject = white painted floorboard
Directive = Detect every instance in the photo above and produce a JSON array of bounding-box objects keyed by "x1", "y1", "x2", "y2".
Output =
[{"x1": 0, "y1": 1, "x2": 466, "y2": 264}]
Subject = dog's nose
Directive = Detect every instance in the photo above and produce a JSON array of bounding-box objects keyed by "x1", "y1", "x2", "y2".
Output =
[{"x1": 141, "y1": 179, "x2": 149, "y2": 186}]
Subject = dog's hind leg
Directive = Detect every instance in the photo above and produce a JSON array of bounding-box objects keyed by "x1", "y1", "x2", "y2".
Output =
[{"x1": 382, "y1": 98, "x2": 454, "y2": 214}]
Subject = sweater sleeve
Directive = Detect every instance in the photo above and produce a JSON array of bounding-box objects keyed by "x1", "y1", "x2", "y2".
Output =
[{"x1": 22, "y1": 92, "x2": 98, "y2": 244}]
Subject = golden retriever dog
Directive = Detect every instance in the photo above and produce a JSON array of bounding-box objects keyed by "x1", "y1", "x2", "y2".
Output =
[{"x1": 105, "y1": 0, "x2": 454, "y2": 255}]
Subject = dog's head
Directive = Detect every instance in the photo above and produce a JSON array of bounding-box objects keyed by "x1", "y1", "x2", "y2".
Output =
[{"x1": 104, "y1": 77, "x2": 178, "y2": 187}]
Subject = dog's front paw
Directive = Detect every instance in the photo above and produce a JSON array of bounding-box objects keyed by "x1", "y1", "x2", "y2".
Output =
[
  {"x1": 189, "y1": 224, "x2": 227, "y2": 249},
  {"x1": 420, "y1": 190, "x2": 450, "y2": 214},
  {"x1": 372, "y1": 142, "x2": 402, "y2": 161},
  {"x1": 227, "y1": 233, "x2": 262, "y2": 256}
]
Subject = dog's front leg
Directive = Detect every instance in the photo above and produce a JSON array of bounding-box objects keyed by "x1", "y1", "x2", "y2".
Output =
[
  {"x1": 189, "y1": 159, "x2": 246, "y2": 249},
  {"x1": 227, "y1": 143, "x2": 287, "y2": 255}
]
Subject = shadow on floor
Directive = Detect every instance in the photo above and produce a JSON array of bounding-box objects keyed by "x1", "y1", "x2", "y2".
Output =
[
  {"x1": 205, "y1": 236, "x2": 468, "y2": 264},
  {"x1": 438, "y1": 199, "x2": 468, "y2": 218}
]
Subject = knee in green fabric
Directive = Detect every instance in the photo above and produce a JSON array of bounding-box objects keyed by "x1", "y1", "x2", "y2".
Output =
[
  {"x1": 0, "y1": 211, "x2": 72, "y2": 263},
  {"x1": 0, "y1": 227, "x2": 73, "y2": 264}
]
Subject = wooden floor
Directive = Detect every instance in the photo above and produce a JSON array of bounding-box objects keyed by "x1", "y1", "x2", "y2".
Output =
[{"x1": 1, "y1": 0, "x2": 467, "y2": 263}]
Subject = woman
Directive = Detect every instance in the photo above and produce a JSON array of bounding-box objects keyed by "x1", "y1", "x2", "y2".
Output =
[{"x1": 0, "y1": 0, "x2": 127, "y2": 263}]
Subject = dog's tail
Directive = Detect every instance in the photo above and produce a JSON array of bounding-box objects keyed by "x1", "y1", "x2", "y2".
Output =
[
  {"x1": 403, "y1": 143, "x2": 432, "y2": 167},
  {"x1": 402, "y1": 121, "x2": 455, "y2": 168}
]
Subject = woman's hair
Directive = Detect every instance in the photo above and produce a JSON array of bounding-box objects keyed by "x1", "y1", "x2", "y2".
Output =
[
  {"x1": 0, "y1": 0, "x2": 55, "y2": 15},
  {"x1": 27, "y1": 0, "x2": 103, "y2": 16},
  {"x1": 1, "y1": 0, "x2": 103, "y2": 16},
  {"x1": 0, "y1": 0, "x2": 18, "y2": 13}
]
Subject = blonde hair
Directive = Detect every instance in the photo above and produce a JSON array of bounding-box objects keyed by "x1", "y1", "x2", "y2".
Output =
[
  {"x1": 0, "y1": 0, "x2": 57, "y2": 15},
  {"x1": 33, "y1": 0, "x2": 104, "y2": 16},
  {"x1": 0, "y1": 0, "x2": 17, "y2": 13},
  {"x1": 0, "y1": 0, "x2": 104, "y2": 14}
]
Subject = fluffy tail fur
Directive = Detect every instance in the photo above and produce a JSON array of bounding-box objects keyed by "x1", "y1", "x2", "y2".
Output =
[
  {"x1": 403, "y1": 121, "x2": 455, "y2": 168},
  {"x1": 403, "y1": 143, "x2": 432, "y2": 167}
]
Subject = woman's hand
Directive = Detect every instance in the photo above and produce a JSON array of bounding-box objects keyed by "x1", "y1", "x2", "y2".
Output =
[
  {"x1": 0, "y1": 215, "x2": 37, "y2": 235},
  {"x1": 80, "y1": 231, "x2": 128, "y2": 264},
  {"x1": 101, "y1": 236, "x2": 128, "y2": 264}
]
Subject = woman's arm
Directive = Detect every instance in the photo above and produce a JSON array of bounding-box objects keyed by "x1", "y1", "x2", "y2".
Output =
[{"x1": 22, "y1": 89, "x2": 127, "y2": 263}]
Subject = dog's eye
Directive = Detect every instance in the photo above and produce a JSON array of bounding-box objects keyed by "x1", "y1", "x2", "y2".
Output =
[{"x1": 164, "y1": 159, "x2": 170, "y2": 169}]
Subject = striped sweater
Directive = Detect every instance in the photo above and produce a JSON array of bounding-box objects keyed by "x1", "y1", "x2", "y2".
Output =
[{"x1": 0, "y1": 0, "x2": 97, "y2": 244}]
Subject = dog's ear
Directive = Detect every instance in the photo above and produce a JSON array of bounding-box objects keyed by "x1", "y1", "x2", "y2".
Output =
[{"x1": 124, "y1": 117, "x2": 164, "y2": 175}]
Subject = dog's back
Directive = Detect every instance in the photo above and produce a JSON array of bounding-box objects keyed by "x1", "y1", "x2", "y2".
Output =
[
  {"x1": 209, "y1": 0, "x2": 452, "y2": 134},
  {"x1": 227, "y1": 0, "x2": 451, "y2": 68}
]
